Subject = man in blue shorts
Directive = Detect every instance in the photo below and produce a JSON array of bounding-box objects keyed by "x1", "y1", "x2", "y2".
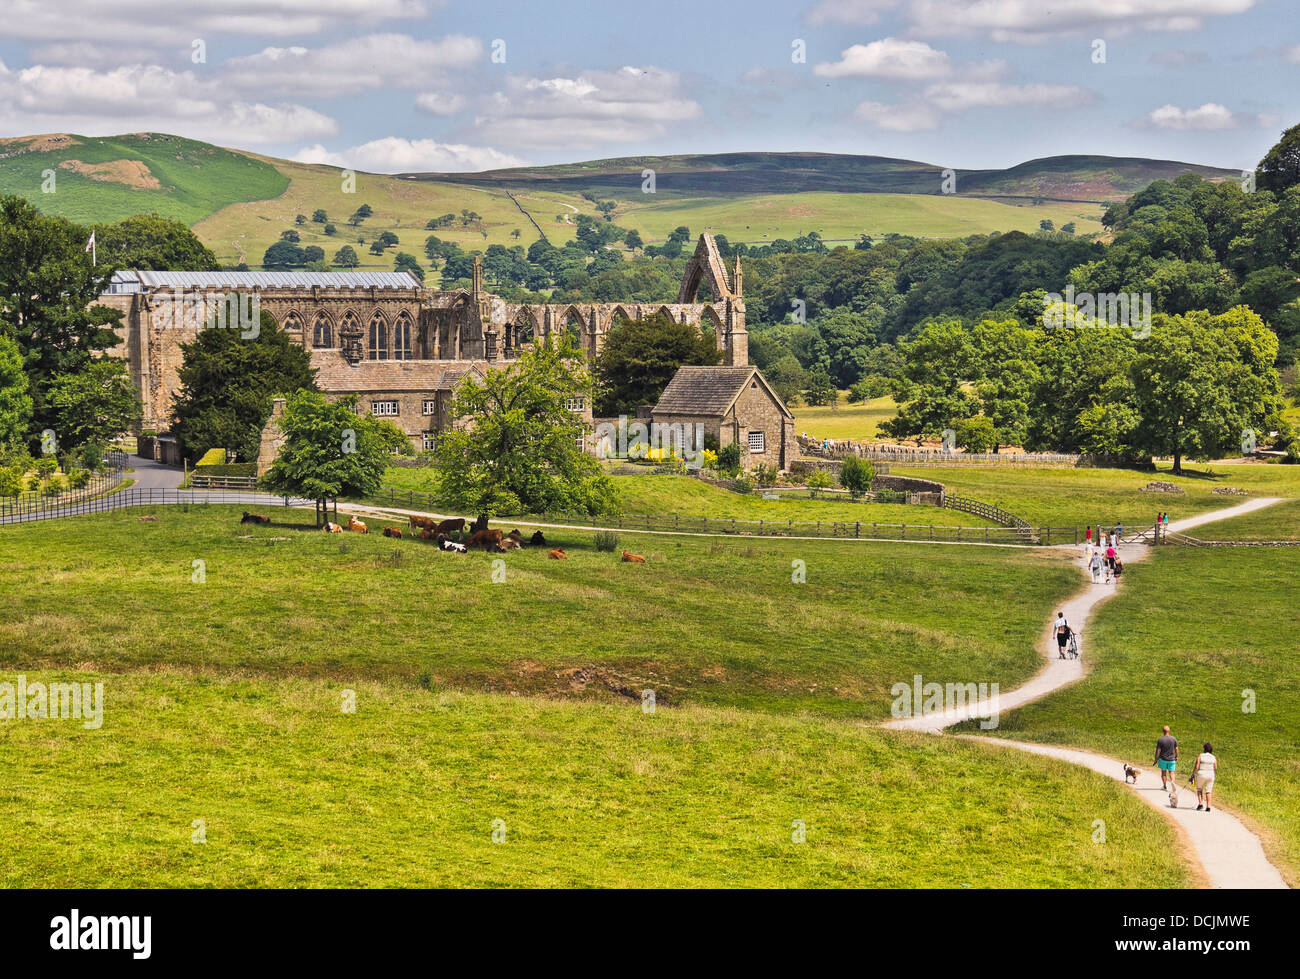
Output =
[{"x1": 1154, "y1": 725, "x2": 1179, "y2": 791}]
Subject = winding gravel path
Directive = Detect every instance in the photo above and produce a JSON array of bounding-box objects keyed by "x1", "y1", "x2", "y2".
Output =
[{"x1": 884, "y1": 496, "x2": 1290, "y2": 888}]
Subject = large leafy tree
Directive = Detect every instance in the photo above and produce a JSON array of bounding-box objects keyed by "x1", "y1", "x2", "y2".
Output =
[
  {"x1": 593, "y1": 311, "x2": 721, "y2": 415},
  {"x1": 0, "y1": 335, "x2": 32, "y2": 451},
  {"x1": 91, "y1": 214, "x2": 219, "y2": 270},
  {"x1": 46, "y1": 358, "x2": 141, "y2": 451},
  {"x1": 880, "y1": 321, "x2": 978, "y2": 443},
  {"x1": 436, "y1": 340, "x2": 616, "y2": 519},
  {"x1": 971, "y1": 319, "x2": 1039, "y2": 451},
  {"x1": 0, "y1": 195, "x2": 122, "y2": 442},
  {"x1": 171, "y1": 310, "x2": 317, "y2": 462},
  {"x1": 1129, "y1": 308, "x2": 1281, "y2": 472},
  {"x1": 261, "y1": 391, "x2": 396, "y2": 526},
  {"x1": 1257, "y1": 122, "x2": 1300, "y2": 196}
]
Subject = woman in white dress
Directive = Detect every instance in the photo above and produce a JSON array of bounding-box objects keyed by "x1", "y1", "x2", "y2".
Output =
[{"x1": 1194, "y1": 742, "x2": 1217, "y2": 812}]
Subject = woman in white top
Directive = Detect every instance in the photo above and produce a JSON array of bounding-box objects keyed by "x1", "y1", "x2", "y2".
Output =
[{"x1": 1194, "y1": 742, "x2": 1217, "y2": 811}]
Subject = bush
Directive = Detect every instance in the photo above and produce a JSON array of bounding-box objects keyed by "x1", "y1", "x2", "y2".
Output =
[
  {"x1": 26, "y1": 474, "x2": 41, "y2": 492},
  {"x1": 78, "y1": 443, "x2": 104, "y2": 471},
  {"x1": 716, "y1": 442, "x2": 742, "y2": 475},
  {"x1": 956, "y1": 415, "x2": 997, "y2": 453},
  {"x1": 67, "y1": 468, "x2": 91, "y2": 489},
  {"x1": 839, "y1": 455, "x2": 875, "y2": 500},
  {"x1": 752, "y1": 462, "x2": 779, "y2": 487},
  {"x1": 196, "y1": 447, "x2": 227, "y2": 467},
  {"x1": 848, "y1": 375, "x2": 891, "y2": 403},
  {"x1": 0, "y1": 467, "x2": 22, "y2": 498},
  {"x1": 593, "y1": 530, "x2": 620, "y2": 552},
  {"x1": 34, "y1": 456, "x2": 58, "y2": 477},
  {"x1": 193, "y1": 463, "x2": 257, "y2": 477},
  {"x1": 42, "y1": 475, "x2": 66, "y2": 496},
  {"x1": 806, "y1": 469, "x2": 832, "y2": 496},
  {"x1": 732, "y1": 477, "x2": 753, "y2": 495}
]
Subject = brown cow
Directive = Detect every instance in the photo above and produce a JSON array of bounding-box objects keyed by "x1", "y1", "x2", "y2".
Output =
[
  {"x1": 434, "y1": 517, "x2": 466, "y2": 537},
  {"x1": 347, "y1": 517, "x2": 368, "y2": 534},
  {"x1": 241, "y1": 511, "x2": 270, "y2": 525},
  {"x1": 383, "y1": 526, "x2": 403, "y2": 539},
  {"x1": 548, "y1": 548, "x2": 568, "y2": 560},
  {"x1": 621, "y1": 550, "x2": 646, "y2": 563},
  {"x1": 323, "y1": 522, "x2": 344, "y2": 533},
  {"x1": 418, "y1": 528, "x2": 436, "y2": 540},
  {"x1": 409, "y1": 515, "x2": 437, "y2": 531},
  {"x1": 466, "y1": 528, "x2": 504, "y2": 551},
  {"x1": 500, "y1": 536, "x2": 521, "y2": 550}
]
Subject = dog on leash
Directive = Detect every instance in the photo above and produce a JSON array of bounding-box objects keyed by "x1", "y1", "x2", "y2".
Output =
[
  {"x1": 1167, "y1": 780, "x2": 1179, "y2": 808},
  {"x1": 1122, "y1": 764, "x2": 1141, "y2": 784}
]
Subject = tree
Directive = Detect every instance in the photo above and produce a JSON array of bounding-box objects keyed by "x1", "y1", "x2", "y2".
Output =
[
  {"x1": 333, "y1": 245, "x2": 360, "y2": 268},
  {"x1": 1257, "y1": 122, "x2": 1300, "y2": 195},
  {"x1": 280, "y1": 229, "x2": 301, "y2": 243},
  {"x1": 0, "y1": 334, "x2": 32, "y2": 450},
  {"x1": 511, "y1": 228, "x2": 522, "y2": 240},
  {"x1": 377, "y1": 231, "x2": 399, "y2": 248},
  {"x1": 1129, "y1": 308, "x2": 1281, "y2": 472},
  {"x1": 312, "y1": 209, "x2": 328, "y2": 223},
  {"x1": 803, "y1": 367, "x2": 838, "y2": 406},
  {"x1": 91, "y1": 214, "x2": 219, "y2": 270},
  {"x1": 0, "y1": 196, "x2": 123, "y2": 444},
  {"x1": 303, "y1": 245, "x2": 325, "y2": 264},
  {"x1": 263, "y1": 241, "x2": 305, "y2": 268},
  {"x1": 261, "y1": 391, "x2": 393, "y2": 526},
  {"x1": 394, "y1": 253, "x2": 425, "y2": 282},
  {"x1": 46, "y1": 358, "x2": 141, "y2": 451},
  {"x1": 593, "y1": 312, "x2": 722, "y2": 415},
  {"x1": 838, "y1": 455, "x2": 875, "y2": 499},
  {"x1": 625, "y1": 229, "x2": 643, "y2": 252},
  {"x1": 355, "y1": 204, "x2": 374, "y2": 218},
  {"x1": 436, "y1": 341, "x2": 617, "y2": 520},
  {"x1": 955, "y1": 415, "x2": 996, "y2": 453},
  {"x1": 324, "y1": 223, "x2": 337, "y2": 236},
  {"x1": 881, "y1": 322, "x2": 978, "y2": 443},
  {"x1": 171, "y1": 310, "x2": 318, "y2": 463},
  {"x1": 295, "y1": 214, "x2": 307, "y2": 226}
]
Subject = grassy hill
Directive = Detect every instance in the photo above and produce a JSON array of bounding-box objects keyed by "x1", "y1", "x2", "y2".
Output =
[
  {"x1": 0, "y1": 135, "x2": 1236, "y2": 269},
  {"x1": 0, "y1": 133, "x2": 288, "y2": 226}
]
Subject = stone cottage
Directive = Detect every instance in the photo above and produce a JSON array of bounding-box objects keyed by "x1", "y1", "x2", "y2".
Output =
[{"x1": 652, "y1": 365, "x2": 798, "y2": 470}]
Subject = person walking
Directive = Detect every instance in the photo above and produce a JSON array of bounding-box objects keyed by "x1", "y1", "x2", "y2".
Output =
[
  {"x1": 1052, "y1": 611, "x2": 1071, "y2": 660},
  {"x1": 1116, "y1": 520, "x2": 1123, "y2": 539},
  {"x1": 1194, "y1": 743, "x2": 1217, "y2": 811},
  {"x1": 1113, "y1": 557, "x2": 1124, "y2": 580},
  {"x1": 1105, "y1": 543, "x2": 1116, "y2": 582},
  {"x1": 1089, "y1": 550, "x2": 1103, "y2": 583},
  {"x1": 1154, "y1": 725, "x2": 1179, "y2": 793}
]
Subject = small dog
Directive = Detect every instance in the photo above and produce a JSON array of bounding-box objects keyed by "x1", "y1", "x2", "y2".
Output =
[
  {"x1": 1122, "y1": 764, "x2": 1141, "y2": 784},
  {"x1": 1167, "y1": 780, "x2": 1179, "y2": 808},
  {"x1": 621, "y1": 550, "x2": 646, "y2": 563}
]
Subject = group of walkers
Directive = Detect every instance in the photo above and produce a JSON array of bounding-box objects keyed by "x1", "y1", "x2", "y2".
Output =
[
  {"x1": 1083, "y1": 525, "x2": 1124, "y2": 583},
  {"x1": 1154, "y1": 725, "x2": 1219, "y2": 811},
  {"x1": 1154, "y1": 511, "x2": 1171, "y2": 541}
]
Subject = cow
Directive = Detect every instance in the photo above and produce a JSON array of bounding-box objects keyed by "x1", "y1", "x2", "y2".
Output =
[
  {"x1": 466, "y1": 528, "x2": 504, "y2": 551},
  {"x1": 621, "y1": 550, "x2": 646, "y2": 563},
  {"x1": 530, "y1": 531, "x2": 547, "y2": 548},
  {"x1": 409, "y1": 515, "x2": 437, "y2": 531},
  {"x1": 347, "y1": 517, "x2": 368, "y2": 534},
  {"x1": 241, "y1": 511, "x2": 270, "y2": 525},
  {"x1": 434, "y1": 517, "x2": 466, "y2": 537},
  {"x1": 548, "y1": 548, "x2": 568, "y2": 560},
  {"x1": 418, "y1": 528, "x2": 436, "y2": 540},
  {"x1": 436, "y1": 535, "x2": 467, "y2": 554},
  {"x1": 323, "y1": 522, "x2": 344, "y2": 533},
  {"x1": 500, "y1": 536, "x2": 521, "y2": 551},
  {"x1": 382, "y1": 526, "x2": 402, "y2": 539}
]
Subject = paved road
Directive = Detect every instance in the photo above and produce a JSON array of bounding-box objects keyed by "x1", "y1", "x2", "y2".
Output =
[{"x1": 124, "y1": 454, "x2": 186, "y2": 489}]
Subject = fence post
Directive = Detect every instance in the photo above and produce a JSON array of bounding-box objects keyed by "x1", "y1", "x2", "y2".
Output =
[{"x1": 855, "y1": 521, "x2": 860, "y2": 538}]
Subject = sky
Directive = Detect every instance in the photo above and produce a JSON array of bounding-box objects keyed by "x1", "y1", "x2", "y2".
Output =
[{"x1": 0, "y1": 0, "x2": 1295, "y2": 173}]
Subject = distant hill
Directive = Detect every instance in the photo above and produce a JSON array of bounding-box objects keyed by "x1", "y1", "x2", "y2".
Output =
[
  {"x1": 0, "y1": 133, "x2": 289, "y2": 225},
  {"x1": 405, "y1": 151, "x2": 1239, "y2": 204},
  {"x1": 0, "y1": 136, "x2": 1239, "y2": 268}
]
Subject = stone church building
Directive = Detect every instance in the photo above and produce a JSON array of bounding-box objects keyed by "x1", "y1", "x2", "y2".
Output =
[{"x1": 98, "y1": 233, "x2": 792, "y2": 467}]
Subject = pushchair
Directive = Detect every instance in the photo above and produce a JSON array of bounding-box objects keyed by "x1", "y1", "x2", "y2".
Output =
[{"x1": 1067, "y1": 629, "x2": 1080, "y2": 659}]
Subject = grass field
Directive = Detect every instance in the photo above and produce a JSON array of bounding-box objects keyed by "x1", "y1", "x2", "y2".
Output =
[
  {"x1": 0, "y1": 504, "x2": 1196, "y2": 887},
  {"x1": 889, "y1": 463, "x2": 1300, "y2": 530},
  {"x1": 615, "y1": 192, "x2": 1103, "y2": 245},
  {"x1": 796, "y1": 396, "x2": 898, "y2": 441},
  {"x1": 377, "y1": 468, "x2": 996, "y2": 527},
  {"x1": 0, "y1": 670, "x2": 1189, "y2": 887},
  {"x1": 1193, "y1": 499, "x2": 1300, "y2": 541},
  {"x1": 959, "y1": 547, "x2": 1300, "y2": 884},
  {"x1": 0, "y1": 505, "x2": 1069, "y2": 717},
  {"x1": 0, "y1": 133, "x2": 288, "y2": 226}
]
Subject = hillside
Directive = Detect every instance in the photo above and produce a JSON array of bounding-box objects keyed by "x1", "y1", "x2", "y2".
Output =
[
  {"x1": 0, "y1": 132, "x2": 288, "y2": 225},
  {"x1": 0, "y1": 136, "x2": 1238, "y2": 269}
]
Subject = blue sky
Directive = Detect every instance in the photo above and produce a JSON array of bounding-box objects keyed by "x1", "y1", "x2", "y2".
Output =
[{"x1": 0, "y1": 0, "x2": 1295, "y2": 172}]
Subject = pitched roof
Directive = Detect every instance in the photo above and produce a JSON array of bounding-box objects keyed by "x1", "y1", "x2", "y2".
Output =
[
  {"x1": 131, "y1": 270, "x2": 421, "y2": 291},
  {"x1": 311, "y1": 351, "x2": 483, "y2": 393},
  {"x1": 653, "y1": 365, "x2": 793, "y2": 419}
]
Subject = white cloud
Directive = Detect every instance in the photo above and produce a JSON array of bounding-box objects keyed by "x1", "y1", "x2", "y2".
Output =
[
  {"x1": 806, "y1": 0, "x2": 900, "y2": 26},
  {"x1": 222, "y1": 34, "x2": 483, "y2": 98},
  {"x1": 3, "y1": 0, "x2": 426, "y2": 44},
  {"x1": 293, "y1": 137, "x2": 525, "y2": 173},
  {"x1": 0, "y1": 62, "x2": 337, "y2": 144},
  {"x1": 924, "y1": 81, "x2": 1089, "y2": 112},
  {"x1": 1142, "y1": 102, "x2": 1275, "y2": 130},
  {"x1": 1148, "y1": 49, "x2": 1211, "y2": 68},
  {"x1": 1285, "y1": 45, "x2": 1300, "y2": 64},
  {"x1": 415, "y1": 93, "x2": 468, "y2": 116},
  {"x1": 854, "y1": 101, "x2": 941, "y2": 131},
  {"x1": 472, "y1": 66, "x2": 702, "y2": 149},
  {"x1": 906, "y1": 0, "x2": 1258, "y2": 42},
  {"x1": 815, "y1": 39, "x2": 953, "y2": 80}
]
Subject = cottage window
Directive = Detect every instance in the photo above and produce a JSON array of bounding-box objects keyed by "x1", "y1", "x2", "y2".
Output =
[
  {"x1": 372, "y1": 401, "x2": 399, "y2": 417},
  {"x1": 747, "y1": 431, "x2": 766, "y2": 453},
  {"x1": 422, "y1": 399, "x2": 437, "y2": 416},
  {"x1": 564, "y1": 397, "x2": 585, "y2": 411},
  {"x1": 422, "y1": 433, "x2": 438, "y2": 451}
]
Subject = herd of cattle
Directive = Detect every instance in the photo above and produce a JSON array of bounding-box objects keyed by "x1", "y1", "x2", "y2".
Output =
[{"x1": 240, "y1": 510, "x2": 646, "y2": 562}]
